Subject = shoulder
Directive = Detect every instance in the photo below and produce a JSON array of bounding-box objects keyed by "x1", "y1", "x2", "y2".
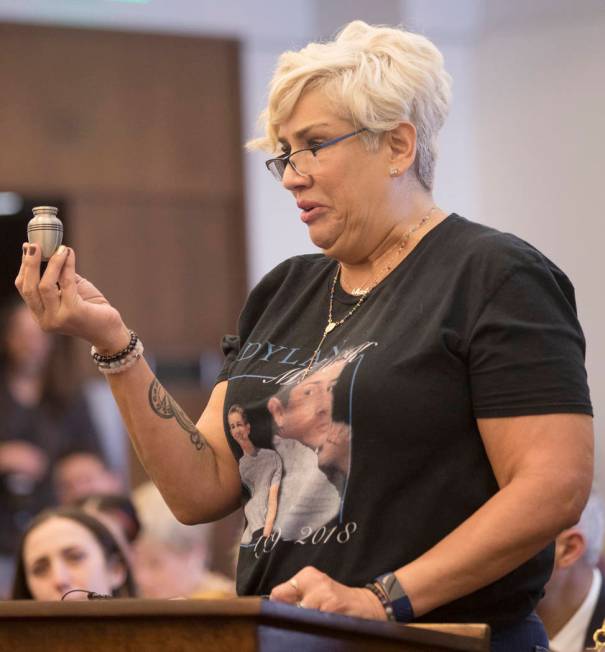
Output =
[
  {"x1": 442, "y1": 215, "x2": 546, "y2": 266},
  {"x1": 251, "y1": 254, "x2": 331, "y2": 298},
  {"x1": 239, "y1": 254, "x2": 331, "y2": 331},
  {"x1": 219, "y1": 255, "x2": 331, "y2": 373},
  {"x1": 273, "y1": 436, "x2": 302, "y2": 455},
  {"x1": 438, "y1": 215, "x2": 574, "y2": 299},
  {"x1": 258, "y1": 447, "x2": 281, "y2": 459},
  {"x1": 257, "y1": 448, "x2": 283, "y2": 468}
]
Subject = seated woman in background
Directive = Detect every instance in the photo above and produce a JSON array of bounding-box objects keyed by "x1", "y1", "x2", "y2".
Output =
[
  {"x1": 76, "y1": 493, "x2": 141, "y2": 568},
  {"x1": 132, "y1": 481, "x2": 234, "y2": 599},
  {"x1": 11, "y1": 506, "x2": 136, "y2": 600},
  {"x1": 0, "y1": 298, "x2": 102, "y2": 596}
]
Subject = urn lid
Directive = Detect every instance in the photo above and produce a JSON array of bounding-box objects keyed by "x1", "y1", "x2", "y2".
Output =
[{"x1": 32, "y1": 206, "x2": 59, "y2": 216}]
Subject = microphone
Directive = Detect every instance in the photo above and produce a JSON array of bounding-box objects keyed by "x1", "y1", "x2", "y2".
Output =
[
  {"x1": 61, "y1": 589, "x2": 114, "y2": 601},
  {"x1": 87, "y1": 592, "x2": 113, "y2": 600}
]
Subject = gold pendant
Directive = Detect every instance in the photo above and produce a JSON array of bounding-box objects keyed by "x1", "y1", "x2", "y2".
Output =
[
  {"x1": 324, "y1": 321, "x2": 336, "y2": 335},
  {"x1": 591, "y1": 622, "x2": 605, "y2": 651}
]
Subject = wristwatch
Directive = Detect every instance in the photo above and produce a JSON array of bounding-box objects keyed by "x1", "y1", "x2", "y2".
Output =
[{"x1": 368, "y1": 572, "x2": 414, "y2": 623}]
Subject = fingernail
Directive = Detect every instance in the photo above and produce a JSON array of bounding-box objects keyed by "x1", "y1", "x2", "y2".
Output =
[
  {"x1": 22, "y1": 244, "x2": 28, "y2": 255},
  {"x1": 28, "y1": 246, "x2": 36, "y2": 256},
  {"x1": 57, "y1": 245, "x2": 66, "y2": 256}
]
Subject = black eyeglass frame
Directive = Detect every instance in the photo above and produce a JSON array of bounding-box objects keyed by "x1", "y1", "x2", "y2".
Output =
[{"x1": 265, "y1": 128, "x2": 368, "y2": 181}]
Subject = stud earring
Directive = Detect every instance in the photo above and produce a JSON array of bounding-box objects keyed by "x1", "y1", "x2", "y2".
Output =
[{"x1": 389, "y1": 168, "x2": 399, "y2": 177}]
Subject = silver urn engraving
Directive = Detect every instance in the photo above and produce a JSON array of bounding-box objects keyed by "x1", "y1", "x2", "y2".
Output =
[{"x1": 27, "y1": 206, "x2": 63, "y2": 261}]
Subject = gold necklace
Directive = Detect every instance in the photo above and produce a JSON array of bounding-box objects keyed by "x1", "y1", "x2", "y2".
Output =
[
  {"x1": 301, "y1": 206, "x2": 437, "y2": 379},
  {"x1": 591, "y1": 620, "x2": 605, "y2": 651}
]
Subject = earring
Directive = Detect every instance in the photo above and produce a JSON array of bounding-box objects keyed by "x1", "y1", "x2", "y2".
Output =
[{"x1": 389, "y1": 168, "x2": 399, "y2": 177}]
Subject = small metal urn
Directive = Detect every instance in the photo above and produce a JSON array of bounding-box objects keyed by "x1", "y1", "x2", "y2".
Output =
[{"x1": 27, "y1": 206, "x2": 63, "y2": 261}]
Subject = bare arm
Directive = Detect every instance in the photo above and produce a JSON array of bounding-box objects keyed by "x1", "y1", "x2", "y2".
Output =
[
  {"x1": 15, "y1": 244, "x2": 241, "y2": 524},
  {"x1": 392, "y1": 413, "x2": 593, "y2": 616},
  {"x1": 108, "y1": 365, "x2": 241, "y2": 524},
  {"x1": 271, "y1": 413, "x2": 594, "y2": 619}
]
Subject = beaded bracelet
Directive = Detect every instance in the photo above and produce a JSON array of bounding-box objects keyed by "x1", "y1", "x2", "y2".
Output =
[
  {"x1": 90, "y1": 332, "x2": 144, "y2": 375},
  {"x1": 365, "y1": 581, "x2": 396, "y2": 621},
  {"x1": 94, "y1": 338, "x2": 144, "y2": 375},
  {"x1": 91, "y1": 330, "x2": 138, "y2": 364}
]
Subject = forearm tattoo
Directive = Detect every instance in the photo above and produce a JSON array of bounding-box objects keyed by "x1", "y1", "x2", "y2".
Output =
[{"x1": 148, "y1": 379, "x2": 206, "y2": 451}]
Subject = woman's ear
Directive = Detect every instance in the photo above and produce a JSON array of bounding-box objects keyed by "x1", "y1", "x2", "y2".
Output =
[{"x1": 386, "y1": 122, "x2": 417, "y2": 176}]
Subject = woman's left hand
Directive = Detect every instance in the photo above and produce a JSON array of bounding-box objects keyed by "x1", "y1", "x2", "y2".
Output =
[{"x1": 270, "y1": 566, "x2": 386, "y2": 620}]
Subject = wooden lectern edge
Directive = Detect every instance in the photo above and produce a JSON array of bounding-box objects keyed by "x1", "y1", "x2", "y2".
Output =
[
  {"x1": 0, "y1": 597, "x2": 490, "y2": 651},
  {"x1": 406, "y1": 623, "x2": 491, "y2": 640},
  {"x1": 261, "y1": 600, "x2": 490, "y2": 651}
]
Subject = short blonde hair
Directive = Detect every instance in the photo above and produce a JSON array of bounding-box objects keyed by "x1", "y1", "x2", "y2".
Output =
[{"x1": 248, "y1": 20, "x2": 452, "y2": 190}]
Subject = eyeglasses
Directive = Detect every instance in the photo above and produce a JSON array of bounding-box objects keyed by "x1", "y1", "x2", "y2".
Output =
[{"x1": 265, "y1": 128, "x2": 367, "y2": 182}]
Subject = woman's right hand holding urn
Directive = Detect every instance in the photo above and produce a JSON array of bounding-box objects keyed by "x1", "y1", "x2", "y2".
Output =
[{"x1": 15, "y1": 243, "x2": 130, "y2": 354}]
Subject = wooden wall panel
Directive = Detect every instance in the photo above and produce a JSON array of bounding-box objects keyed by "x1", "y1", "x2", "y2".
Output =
[
  {"x1": 69, "y1": 193, "x2": 242, "y2": 355},
  {"x1": 0, "y1": 23, "x2": 242, "y2": 197}
]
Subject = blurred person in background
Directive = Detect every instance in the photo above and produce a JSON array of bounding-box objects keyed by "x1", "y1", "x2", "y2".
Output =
[
  {"x1": 0, "y1": 297, "x2": 102, "y2": 597},
  {"x1": 76, "y1": 492, "x2": 141, "y2": 566},
  {"x1": 54, "y1": 451, "x2": 123, "y2": 505},
  {"x1": 76, "y1": 493, "x2": 141, "y2": 547},
  {"x1": 11, "y1": 506, "x2": 136, "y2": 600},
  {"x1": 537, "y1": 492, "x2": 605, "y2": 652},
  {"x1": 132, "y1": 481, "x2": 234, "y2": 599}
]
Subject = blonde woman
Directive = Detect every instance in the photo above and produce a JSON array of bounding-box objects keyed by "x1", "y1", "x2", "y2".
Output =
[
  {"x1": 132, "y1": 481, "x2": 234, "y2": 599},
  {"x1": 16, "y1": 21, "x2": 592, "y2": 651}
]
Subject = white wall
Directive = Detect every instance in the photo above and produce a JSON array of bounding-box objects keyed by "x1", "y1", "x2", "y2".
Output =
[{"x1": 472, "y1": 2, "x2": 605, "y2": 496}]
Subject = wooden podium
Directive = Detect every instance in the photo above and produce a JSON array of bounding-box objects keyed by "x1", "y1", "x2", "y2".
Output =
[{"x1": 0, "y1": 597, "x2": 490, "y2": 651}]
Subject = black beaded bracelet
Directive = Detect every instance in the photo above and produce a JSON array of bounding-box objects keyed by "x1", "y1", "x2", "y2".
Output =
[{"x1": 91, "y1": 331, "x2": 138, "y2": 363}]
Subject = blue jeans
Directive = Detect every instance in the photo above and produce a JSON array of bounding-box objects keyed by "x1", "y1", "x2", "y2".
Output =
[{"x1": 490, "y1": 612, "x2": 549, "y2": 652}]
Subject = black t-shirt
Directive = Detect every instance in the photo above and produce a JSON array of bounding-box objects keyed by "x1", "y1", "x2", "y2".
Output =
[{"x1": 217, "y1": 214, "x2": 592, "y2": 626}]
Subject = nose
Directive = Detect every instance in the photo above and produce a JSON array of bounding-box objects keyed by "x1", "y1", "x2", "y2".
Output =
[
  {"x1": 315, "y1": 388, "x2": 332, "y2": 415},
  {"x1": 282, "y1": 162, "x2": 311, "y2": 192},
  {"x1": 50, "y1": 560, "x2": 72, "y2": 597}
]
